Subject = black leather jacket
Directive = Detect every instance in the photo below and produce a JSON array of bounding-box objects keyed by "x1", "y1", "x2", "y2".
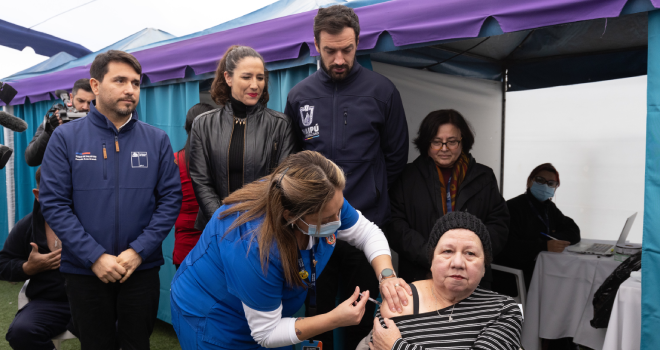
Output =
[
  {"x1": 189, "y1": 103, "x2": 298, "y2": 230},
  {"x1": 25, "y1": 120, "x2": 51, "y2": 167}
]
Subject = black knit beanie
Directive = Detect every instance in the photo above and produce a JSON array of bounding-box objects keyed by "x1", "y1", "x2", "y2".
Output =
[{"x1": 426, "y1": 211, "x2": 492, "y2": 266}]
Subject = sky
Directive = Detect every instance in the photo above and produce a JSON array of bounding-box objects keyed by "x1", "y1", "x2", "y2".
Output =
[{"x1": 0, "y1": 0, "x2": 279, "y2": 79}]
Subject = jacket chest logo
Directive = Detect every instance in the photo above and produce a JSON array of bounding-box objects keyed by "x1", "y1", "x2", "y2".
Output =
[
  {"x1": 131, "y1": 152, "x2": 148, "y2": 168},
  {"x1": 75, "y1": 152, "x2": 96, "y2": 161},
  {"x1": 300, "y1": 105, "x2": 320, "y2": 141},
  {"x1": 300, "y1": 105, "x2": 314, "y2": 126}
]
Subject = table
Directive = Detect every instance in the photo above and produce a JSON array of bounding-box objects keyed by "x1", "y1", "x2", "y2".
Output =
[
  {"x1": 602, "y1": 276, "x2": 641, "y2": 350},
  {"x1": 522, "y1": 240, "x2": 622, "y2": 350}
]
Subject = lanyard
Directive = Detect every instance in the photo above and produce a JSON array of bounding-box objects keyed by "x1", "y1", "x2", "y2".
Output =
[
  {"x1": 446, "y1": 176, "x2": 453, "y2": 213},
  {"x1": 296, "y1": 245, "x2": 317, "y2": 314},
  {"x1": 527, "y1": 197, "x2": 550, "y2": 236}
]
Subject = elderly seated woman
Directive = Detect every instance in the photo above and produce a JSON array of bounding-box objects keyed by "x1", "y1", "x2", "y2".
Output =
[{"x1": 365, "y1": 212, "x2": 523, "y2": 350}]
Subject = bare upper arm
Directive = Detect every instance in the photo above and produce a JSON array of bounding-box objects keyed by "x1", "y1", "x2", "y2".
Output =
[{"x1": 379, "y1": 283, "x2": 417, "y2": 319}]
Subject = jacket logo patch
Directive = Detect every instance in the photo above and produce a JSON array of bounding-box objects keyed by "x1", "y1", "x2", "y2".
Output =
[
  {"x1": 300, "y1": 105, "x2": 314, "y2": 127},
  {"x1": 131, "y1": 152, "x2": 148, "y2": 168},
  {"x1": 75, "y1": 152, "x2": 96, "y2": 161}
]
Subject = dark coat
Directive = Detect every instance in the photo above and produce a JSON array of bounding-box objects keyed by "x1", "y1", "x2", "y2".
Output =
[
  {"x1": 40, "y1": 102, "x2": 182, "y2": 275},
  {"x1": 0, "y1": 200, "x2": 67, "y2": 301},
  {"x1": 384, "y1": 154, "x2": 509, "y2": 284},
  {"x1": 189, "y1": 103, "x2": 297, "y2": 230},
  {"x1": 494, "y1": 190, "x2": 580, "y2": 290},
  {"x1": 285, "y1": 61, "x2": 409, "y2": 226}
]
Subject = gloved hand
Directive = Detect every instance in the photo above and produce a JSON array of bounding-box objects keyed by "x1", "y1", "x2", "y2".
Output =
[{"x1": 44, "y1": 109, "x2": 63, "y2": 133}]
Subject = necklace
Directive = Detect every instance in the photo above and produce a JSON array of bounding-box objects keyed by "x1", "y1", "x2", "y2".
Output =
[{"x1": 431, "y1": 283, "x2": 455, "y2": 322}]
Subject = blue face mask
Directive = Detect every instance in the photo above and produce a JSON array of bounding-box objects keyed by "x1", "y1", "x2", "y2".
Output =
[
  {"x1": 530, "y1": 182, "x2": 555, "y2": 202},
  {"x1": 297, "y1": 216, "x2": 341, "y2": 238}
]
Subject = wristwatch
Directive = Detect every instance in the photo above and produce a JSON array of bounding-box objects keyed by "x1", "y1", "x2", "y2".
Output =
[{"x1": 378, "y1": 268, "x2": 396, "y2": 284}]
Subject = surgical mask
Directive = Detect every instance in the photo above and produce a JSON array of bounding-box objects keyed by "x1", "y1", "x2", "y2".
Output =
[
  {"x1": 297, "y1": 216, "x2": 341, "y2": 238},
  {"x1": 530, "y1": 181, "x2": 555, "y2": 202}
]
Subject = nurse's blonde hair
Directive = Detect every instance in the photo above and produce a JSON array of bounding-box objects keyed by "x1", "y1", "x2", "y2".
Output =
[{"x1": 220, "y1": 151, "x2": 345, "y2": 288}]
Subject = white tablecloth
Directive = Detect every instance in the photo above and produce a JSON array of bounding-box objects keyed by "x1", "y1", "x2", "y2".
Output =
[
  {"x1": 602, "y1": 277, "x2": 641, "y2": 350},
  {"x1": 522, "y1": 241, "x2": 622, "y2": 350}
]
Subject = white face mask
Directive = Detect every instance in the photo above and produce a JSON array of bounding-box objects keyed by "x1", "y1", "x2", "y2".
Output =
[{"x1": 296, "y1": 215, "x2": 341, "y2": 238}]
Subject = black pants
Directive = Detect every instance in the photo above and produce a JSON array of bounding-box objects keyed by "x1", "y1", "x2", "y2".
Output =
[
  {"x1": 306, "y1": 241, "x2": 379, "y2": 350},
  {"x1": 63, "y1": 267, "x2": 160, "y2": 350},
  {"x1": 6, "y1": 299, "x2": 72, "y2": 350}
]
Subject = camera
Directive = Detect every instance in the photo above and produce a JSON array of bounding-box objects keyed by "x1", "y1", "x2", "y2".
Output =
[
  {"x1": 44, "y1": 90, "x2": 88, "y2": 131},
  {"x1": 54, "y1": 89, "x2": 88, "y2": 122}
]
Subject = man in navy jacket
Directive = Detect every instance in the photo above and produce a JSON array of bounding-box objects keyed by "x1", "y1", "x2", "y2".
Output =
[
  {"x1": 40, "y1": 50, "x2": 182, "y2": 350},
  {"x1": 285, "y1": 6, "x2": 409, "y2": 349}
]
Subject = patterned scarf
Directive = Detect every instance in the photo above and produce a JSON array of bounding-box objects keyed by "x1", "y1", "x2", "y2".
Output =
[{"x1": 436, "y1": 152, "x2": 470, "y2": 214}]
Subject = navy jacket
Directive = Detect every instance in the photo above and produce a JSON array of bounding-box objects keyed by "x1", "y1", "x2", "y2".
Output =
[
  {"x1": 40, "y1": 102, "x2": 182, "y2": 276},
  {"x1": 285, "y1": 62, "x2": 408, "y2": 226}
]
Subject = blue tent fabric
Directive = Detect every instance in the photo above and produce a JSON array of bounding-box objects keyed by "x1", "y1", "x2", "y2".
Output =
[
  {"x1": 0, "y1": 18, "x2": 90, "y2": 58},
  {"x1": 4, "y1": 52, "x2": 78, "y2": 81},
  {"x1": 136, "y1": 81, "x2": 200, "y2": 324},
  {"x1": 4, "y1": 28, "x2": 175, "y2": 82},
  {"x1": 643, "y1": 9, "x2": 660, "y2": 350},
  {"x1": 267, "y1": 64, "x2": 318, "y2": 113},
  {"x1": 12, "y1": 100, "x2": 54, "y2": 222}
]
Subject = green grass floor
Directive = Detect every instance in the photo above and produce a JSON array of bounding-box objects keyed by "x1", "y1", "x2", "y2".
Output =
[{"x1": 0, "y1": 281, "x2": 181, "y2": 350}]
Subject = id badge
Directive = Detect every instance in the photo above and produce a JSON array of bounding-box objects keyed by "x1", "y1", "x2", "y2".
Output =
[{"x1": 301, "y1": 340, "x2": 322, "y2": 350}]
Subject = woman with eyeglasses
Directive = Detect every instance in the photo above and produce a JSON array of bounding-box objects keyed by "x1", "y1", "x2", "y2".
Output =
[
  {"x1": 384, "y1": 109, "x2": 509, "y2": 289},
  {"x1": 493, "y1": 163, "x2": 580, "y2": 292}
]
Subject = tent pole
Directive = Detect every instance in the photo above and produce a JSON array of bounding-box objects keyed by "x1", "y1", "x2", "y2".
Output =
[
  {"x1": 499, "y1": 68, "x2": 507, "y2": 195},
  {"x1": 642, "y1": 10, "x2": 660, "y2": 350}
]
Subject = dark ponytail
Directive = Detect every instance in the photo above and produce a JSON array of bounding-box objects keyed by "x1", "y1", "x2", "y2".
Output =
[{"x1": 179, "y1": 103, "x2": 215, "y2": 175}]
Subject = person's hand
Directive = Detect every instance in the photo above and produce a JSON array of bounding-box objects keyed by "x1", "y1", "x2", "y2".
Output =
[
  {"x1": 116, "y1": 248, "x2": 142, "y2": 283},
  {"x1": 330, "y1": 287, "x2": 369, "y2": 327},
  {"x1": 45, "y1": 112, "x2": 62, "y2": 133},
  {"x1": 369, "y1": 317, "x2": 401, "y2": 350},
  {"x1": 91, "y1": 253, "x2": 127, "y2": 283},
  {"x1": 379, "y1": 277, "x2": 412, "y2": 314},
  {"x1": 548, "y1": 240, "x2": 571, "y2": 253},
  {"x1": 22, "y1": 243, "x2": 61, "y2": 275}
]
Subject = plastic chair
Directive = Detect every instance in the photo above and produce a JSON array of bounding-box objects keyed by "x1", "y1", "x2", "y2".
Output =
[
  {"x1": 491, "y1": 264, "x2": 527, "y2": 311},
  {"x1": 17, "y1": 280, "x2": 77, "y2": 349}
]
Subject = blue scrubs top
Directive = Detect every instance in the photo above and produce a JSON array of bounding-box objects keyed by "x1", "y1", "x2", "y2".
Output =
[{"x1": 171, "y1": 200, "x2": 359, "y2": 349}]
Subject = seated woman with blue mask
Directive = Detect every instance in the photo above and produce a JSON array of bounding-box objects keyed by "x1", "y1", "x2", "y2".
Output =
[{"x1": 493, "y1": 163, "x2": 581, "y2": 293}]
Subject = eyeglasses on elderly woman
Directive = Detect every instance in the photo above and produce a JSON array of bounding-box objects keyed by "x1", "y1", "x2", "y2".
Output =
[{"x1": 430, "y1": 138, "x2": 462, "y2": 150}]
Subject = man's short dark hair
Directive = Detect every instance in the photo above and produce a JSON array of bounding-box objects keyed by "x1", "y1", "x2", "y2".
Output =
[
  {"x1": 90, "y1": 50, "x2": 142, "y2": 82},
  {"x1": 413, "y1": 109, "x2": 475, "y2": 154},
  {"x1": 72, "y1": 79, "x2": 92, "y2": 96},
  {"x1": 314, "y1": 5, "x2": 360, "y2": 44},
  {"x1": 36, "y1": 167, "x2": 41, "y2": 188}
]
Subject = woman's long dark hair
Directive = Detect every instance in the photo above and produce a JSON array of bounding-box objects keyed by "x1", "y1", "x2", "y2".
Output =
[{"x1": 179, "y1": 103, "x2": 214, "y2": 175}]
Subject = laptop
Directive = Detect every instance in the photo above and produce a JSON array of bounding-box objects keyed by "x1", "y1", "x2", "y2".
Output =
[{"x1": 566, "y1": 212, "x2": 637, "y2": 256}]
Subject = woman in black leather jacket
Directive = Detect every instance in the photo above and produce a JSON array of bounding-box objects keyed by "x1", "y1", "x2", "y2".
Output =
[{"x1": 189, "y1": 45, "x2": 297, "y2": 231}]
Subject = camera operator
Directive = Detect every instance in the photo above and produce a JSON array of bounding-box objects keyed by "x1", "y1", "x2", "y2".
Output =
[{"x1": 24, "y1": 79, "x2": 94, "y2": 166}]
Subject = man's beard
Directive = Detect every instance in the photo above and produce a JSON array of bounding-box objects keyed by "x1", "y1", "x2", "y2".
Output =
[
  {"x1": 100, "y1": 95, "x2": 136, "y2": 117},
  {"x1": 321, "y1": 59, "x2": 352, "y2": 82}
]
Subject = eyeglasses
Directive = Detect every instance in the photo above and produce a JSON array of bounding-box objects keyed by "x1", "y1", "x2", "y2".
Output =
[
  {"x1": 431, "y1": 139, "x2": 462, "y2": 150},
  {"x1": 534, "y1": 176, "x2": 559, "y2": 188}
]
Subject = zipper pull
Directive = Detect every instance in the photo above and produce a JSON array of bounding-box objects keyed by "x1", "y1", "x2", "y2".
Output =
[
  {"x1": 274, "y1": 141, "x2": 278, "y2": 151},
  {"x1": 115, "y1": 136, "x2": 119, "y2": 152},
  {"x1": 344, "y1": 111, "x2": 347, "y2": 125},
  {"x1": 103, "y1": 144, "x2": 107, "y2": 159}
]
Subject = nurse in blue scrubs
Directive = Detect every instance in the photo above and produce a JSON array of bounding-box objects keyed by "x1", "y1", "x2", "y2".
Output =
[{"x1": 171, "y1": 151, "x2": 410, "y2": 350}]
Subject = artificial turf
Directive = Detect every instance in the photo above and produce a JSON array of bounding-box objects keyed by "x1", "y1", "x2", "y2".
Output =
[{"x1": 0, "y1": 281, "x2": 181, "y2": 350}]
